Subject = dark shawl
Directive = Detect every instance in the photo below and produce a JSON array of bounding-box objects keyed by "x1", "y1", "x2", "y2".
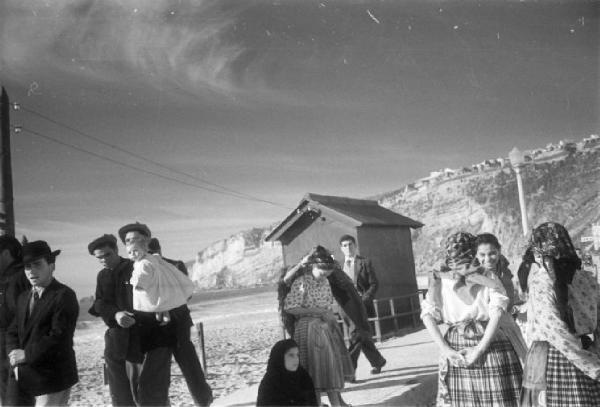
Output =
[{"x1": 256, "y1": 339, "x2": 317, "y2": 407}]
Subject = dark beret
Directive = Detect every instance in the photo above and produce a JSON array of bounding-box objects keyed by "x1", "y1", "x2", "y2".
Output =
[
  {"x1": 118, "y1": 222, "x2": 151, "y2": 243},
  {"x1": 88, "y1": 234, "x2": 118, "y2": 255}
]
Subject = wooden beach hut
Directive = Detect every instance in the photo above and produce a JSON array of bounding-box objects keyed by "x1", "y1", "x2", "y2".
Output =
[{"x1": 265, "y1": 193, "x2": 424, "y2": 338}]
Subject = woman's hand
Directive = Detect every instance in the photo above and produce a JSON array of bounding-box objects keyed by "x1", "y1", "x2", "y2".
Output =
[
  {"x1": 300, "y1": 253, "x2": 312, "y2": 265},
  {"x1": 459, "y1": 346, "x2": 483, "y2": 366},
  {"x1": 441, "y1": 346, "x2": 466, "y2": 367}
]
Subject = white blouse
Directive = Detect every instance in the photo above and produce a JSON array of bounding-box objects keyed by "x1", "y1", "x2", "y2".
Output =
[{"x1": 420, "y1": 270, "x2": 508, "y2": 324}]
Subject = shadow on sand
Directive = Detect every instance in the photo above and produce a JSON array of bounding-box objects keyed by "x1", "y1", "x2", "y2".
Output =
[{"x1": 348, "y1": 371, "x2": 437, "y2": 407}]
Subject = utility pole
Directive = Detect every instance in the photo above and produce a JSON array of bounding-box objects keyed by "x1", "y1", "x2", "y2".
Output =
[{"x1": 0, "y1": 87, "x2": 15, "y2": 236}]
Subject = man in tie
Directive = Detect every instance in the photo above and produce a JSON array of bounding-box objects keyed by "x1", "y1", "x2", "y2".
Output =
[
  {"x1": 6, "y1": 241, "x2": 79, "y2": 406},
  {"x1": 339, "y1": 235, "x2": 386, "y2": 375}
]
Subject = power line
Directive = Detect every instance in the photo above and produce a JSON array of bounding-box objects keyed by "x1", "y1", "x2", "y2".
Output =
[
  {"x1": 18, "y1": 126, "x2": 292, "y2": 209},
  {"x1": 17, "y1": 104, "x2": 287, "y2": 207}
]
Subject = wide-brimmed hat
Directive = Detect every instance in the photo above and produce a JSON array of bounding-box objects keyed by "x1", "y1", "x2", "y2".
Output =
[
  {"x1": 118, "y1": 222, "x2": 151, "y2": 243},
  {"x1": 22, "y1": 240, "x2": 61, "y2": 264},
  {"x1": 88, "y1": 234, "x2": 118, "y2": 255}
]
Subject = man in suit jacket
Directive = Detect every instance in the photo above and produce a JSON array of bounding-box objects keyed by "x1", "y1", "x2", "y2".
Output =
[
  {"x1": 88, "y1": 234, "x2": 138, "y2": 406},
  {"x1": 6, "y1": 241, "x2": 78, "y2": 406},
  {"x1": 339, "y1": 235, "x2": 386, "y2": 375}
]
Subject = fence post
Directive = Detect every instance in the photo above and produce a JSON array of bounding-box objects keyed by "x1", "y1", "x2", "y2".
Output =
[
  {"x1": 389, "y1": 298, "x2": 399, "y2": 335},
  {"x1": 195, "y1": 322, "x2": 207, "y2": 374},
  {"x1": 373, "y1": 299, "x2": 382, "y2": 342}
]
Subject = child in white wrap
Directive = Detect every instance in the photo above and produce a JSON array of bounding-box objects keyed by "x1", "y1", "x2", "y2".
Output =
[{"x1": 127, "y1": 241, "x2": 195, "y2": 323}]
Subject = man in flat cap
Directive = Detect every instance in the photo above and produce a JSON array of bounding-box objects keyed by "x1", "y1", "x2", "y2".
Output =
[
  {"x1": 0, "y1": 236, "x2": 30, "y2": 405},
  {"x1": 88, "y1": 234, "x2": 137, "y2": 406},
  {"x1": 6, "y1": 241, "x2": 79, "y2": 406},
  {"x1": 116, "y1": 222, "x2": 173, "y2": 405},
  {"x1": 148, "y1": 237, "x2": 213, "y2": 406}
]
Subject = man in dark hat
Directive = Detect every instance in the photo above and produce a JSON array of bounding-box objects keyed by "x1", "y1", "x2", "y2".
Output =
[
  {"x1": 6, "y1": 240, "x2": 78, "y2": 406},
  {"x1": 0, "y1": 236, "x2": 29, "y2": 405},
  {"x1": 87, "y1": 234, "x2": 137, "y2": 406},
  {"x1": 148, "y1": 237, "x2": 213, "y2": 406}
]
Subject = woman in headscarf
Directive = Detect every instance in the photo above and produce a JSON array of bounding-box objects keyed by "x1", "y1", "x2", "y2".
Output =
[
  {"x1": 520, "y1": 222, "x2": 600, "y2": 407},
  {"x1": 281, "y1": 246, "x2": 354, "y2": 407},
  {"x1": 256, "y1": 339, "x2": 317, "y2": 406},
  {"x1": 421, "y1": 232, "x2": 522, "y2": 407},
  {"x1": 474, "y1": 233, "x2": 528, "y2": 363}
]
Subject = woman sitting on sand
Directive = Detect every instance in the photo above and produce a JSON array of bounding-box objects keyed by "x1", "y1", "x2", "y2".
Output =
[
  {"x1": 520, "y1": 222, "x2": 600, "y2": 407},
  {"x1": 256, "y1": 339, "x2": 317, "y2": 406},
  {"x1": 281, "y1": 246, "x2": 354, "y2": 407},
  {"x1": 421, "y1": 231, "x2": 522, "y2": 407}
]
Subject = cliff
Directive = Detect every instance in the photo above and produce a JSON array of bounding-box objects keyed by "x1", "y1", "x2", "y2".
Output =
[
  {"x1": 378, "y1": 145, "x2": 599, "y2": 273},
  {"x1": 190, "y1": 136, "x2": 599, "y2": 288},
  {"x1": 189, "y1": 228, "x2": 283, "y2": 289}
]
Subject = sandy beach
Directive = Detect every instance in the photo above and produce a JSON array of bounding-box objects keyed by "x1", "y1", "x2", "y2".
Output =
[{"x1": 70, "y1": 288, "x2": 283, "y2": 406}]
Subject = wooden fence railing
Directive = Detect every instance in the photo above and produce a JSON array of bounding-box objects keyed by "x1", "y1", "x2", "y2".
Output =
[{"x1": 280, "y1": 289, "x2": 429, "y2": 343}]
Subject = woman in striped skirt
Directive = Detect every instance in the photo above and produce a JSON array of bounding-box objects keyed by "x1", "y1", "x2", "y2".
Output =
[
  {"x1": 421, "y1": 232, "x2": 522, "y2": 407},
  {"x1": 520, "y1": 222, "x2": 600, "y2": 407},
  {"x1": 281, "y1": 246, "x2": 354, "y2": 407}
]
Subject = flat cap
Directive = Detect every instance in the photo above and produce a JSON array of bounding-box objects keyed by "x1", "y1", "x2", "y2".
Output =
[
  {"x1": 88, "y1": 234, "x2": 118, "y2": 255},
  {"x1": 118, "y1": 222, "x2": 151, "y2": 243}
]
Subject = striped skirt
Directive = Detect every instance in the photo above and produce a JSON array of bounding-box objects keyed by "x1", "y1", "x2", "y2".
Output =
[
  {"x1": 521, "y1": 342, "x2": 600, "y2": 407},
  {"x1": 294, "y1": 313, "x2": 354, "y2": 391},
  {"x1": 438, "y1": 325, "x2": 522, "y2": 407}
]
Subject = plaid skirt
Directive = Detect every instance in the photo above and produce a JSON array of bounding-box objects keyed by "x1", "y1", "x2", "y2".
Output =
[
  {"x1": 294, "y1": 313, "x2": 354, "y2": 391},
  {"x1": 439, "y1": 325, "x2": 522, "y2": 407},
  {"x1": 522, "y1": 343, "x2": 600, "y2": 407}
]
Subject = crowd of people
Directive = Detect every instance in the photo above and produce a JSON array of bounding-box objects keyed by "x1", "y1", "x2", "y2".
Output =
[
  {"x1": 0, "y1": 222, "x2": 213, "y2": 407},
  {"x1": 259, "y1": 223, "x2": 600, "y2": 407},
  {"x1": 0, "y1": 220, "x2": 598, "y2": 407}
]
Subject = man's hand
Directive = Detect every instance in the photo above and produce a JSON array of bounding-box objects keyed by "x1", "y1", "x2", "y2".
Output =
[
  {"x1": 8, "y1": 349, "x2": 25, "y2": 366},
  {"x1": 115, "y1": 311, "x2": 135, "y2": 328},
  {"x1": 155, "y1": 311, "x2": 170, "y2": 326}
]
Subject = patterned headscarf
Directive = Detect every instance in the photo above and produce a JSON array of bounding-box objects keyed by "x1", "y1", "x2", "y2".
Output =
[
  {"x1": 529, "y1": 222, "x2": 579, "y2": 261},
  {"x1": 529, "y1": 222, "x2": 581, "y2": 332},
  {"x1": 444, "y1": 232, "x2": 477, "y2": 268}
]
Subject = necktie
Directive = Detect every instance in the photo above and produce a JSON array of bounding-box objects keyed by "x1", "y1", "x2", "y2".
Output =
[{"x1": 29, "y1": 291, "x2": 39, "y2": 317}]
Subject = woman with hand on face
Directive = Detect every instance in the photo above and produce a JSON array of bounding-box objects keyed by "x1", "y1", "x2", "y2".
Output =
[
  {"x1": 256, "y1": 339, "x2": 317, "y2": 406},
  {"x1": 520, "y1": 222, "x2": 600, "y2": 407},
  {"x1": 474, "y1": 233, "x2": 527, "y2": 364},
  {"x1": 421, "y1": 232, "x2": 522, "y2": 407},
  {"x1": 281, "y1": 246, "x2": 353, "y2": 407}
]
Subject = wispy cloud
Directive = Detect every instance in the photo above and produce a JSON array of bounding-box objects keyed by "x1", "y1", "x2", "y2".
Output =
[{"x1": 1, "y1": 0, "x2": 244, "y2": 95}]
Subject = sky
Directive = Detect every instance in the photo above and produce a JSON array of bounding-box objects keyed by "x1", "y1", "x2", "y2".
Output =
[{"x1": 0, "y1": 0, "x2": 598, "y2": 296}]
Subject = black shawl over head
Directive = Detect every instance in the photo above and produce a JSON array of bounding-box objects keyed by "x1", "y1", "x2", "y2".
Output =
[{"x1": 256, "y1": 339, "x2": 317, "y2": 407}]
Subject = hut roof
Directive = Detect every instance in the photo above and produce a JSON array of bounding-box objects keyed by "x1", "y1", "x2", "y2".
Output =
[{"x1": 265, "y1": 193, "x2": 423, "y2": 242}]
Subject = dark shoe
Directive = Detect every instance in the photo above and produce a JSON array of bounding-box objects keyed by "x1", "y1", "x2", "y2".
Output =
[{"x1": 370, "y1": 359, "x2": 386, "y2": 374}]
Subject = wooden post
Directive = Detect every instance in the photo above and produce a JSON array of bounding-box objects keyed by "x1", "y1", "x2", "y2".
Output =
[
  {"x1": 373, "y1": 299, "x2": 382, "y2": 342},
  {"x1": 389, "y1": 298, "x2": 399, "y2": 335},
  {"x1": 195, "y1": 322, "x2": 207, "y2": 374},
  {"x1": 0, "y1": 87, "x2": 15, "y2": 237}
]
